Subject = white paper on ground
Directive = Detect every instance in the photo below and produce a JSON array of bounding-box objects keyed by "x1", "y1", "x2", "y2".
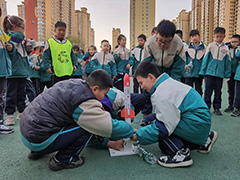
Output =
[{"x1": 109, "y1": 138, "x2": 138, "y2": 157}]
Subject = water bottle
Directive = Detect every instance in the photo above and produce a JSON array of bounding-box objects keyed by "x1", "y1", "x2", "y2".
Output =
[
  {"x1": 135, "y1": 145, "x2": 157, "y2": 165},
  {"x1": 186, "y1": 60, "x2": 193, "y2": 76}
]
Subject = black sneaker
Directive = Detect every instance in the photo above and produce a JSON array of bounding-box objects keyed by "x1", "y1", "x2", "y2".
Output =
[
  {"x1": 157, "y1": 148, "x2": 193, "y2": 168},
  {"x1": 48, "y1": 156, "x2": 85, "y2": 171},
  {"x1": 224, "y1": 106, "x2": 234, "y2": 112},
  {"x1": 28, "y1": 151, "x2": 44, "y2": 160},
  {"x1": 231, "y1": 109, "x2": 240, "y2": 117},
  {"x1": 0, "y1": 124, "x2": 14, "y2": 134},
  {"x1": 198, "y1": 131, "x2": 218, "y2": 154},
  {"x1": 214, "y1": 109, "x2": 222, "y2": 115}
]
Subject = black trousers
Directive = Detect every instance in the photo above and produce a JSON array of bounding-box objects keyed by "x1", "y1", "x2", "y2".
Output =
[
  {"x1": 234, "y1": 80, "x2": 240, "y2": 109},
  {"x1": 141, "y1": 90, "x2": 152, "y2": 115},
  {"x1": 52, "y1": 75, "x2": 71, "y2": 85},
  {"x1": 5, "y1": 78, "x2": 27, "y2": 114},
  {"x1": 31, "y1": 78, "x2": 40, "y2": 96},
  {"x1": 159, "y1": 133, "x2": 201, "y2": 155},
  {"x1": 185, "y1": 77, "x2": 203, "y2": 96},
  {"x1": 26, "y1": 79, "x2": 36, "y2": 102},
  {"x1": 204, "y1": 75, "x2": 223, "y2": 109},
  {"x1": 36, "y1": 125, "x2": 92, "y2": 163},
  {"x1": 227, "y1": 73, "x2": 236, "y2": 107},
  {"x1": 71, "y1": 75, "x2": 82, "y2": 79},
  {"x1": 133, "y1": 78, "x2": 143, "y2": 94},
  {"x1": 0, "y1": 77, "x2": 6, "y2": 120},
  {"x1": 39, "y1": 81, "x2": 52, "y2": 93}
]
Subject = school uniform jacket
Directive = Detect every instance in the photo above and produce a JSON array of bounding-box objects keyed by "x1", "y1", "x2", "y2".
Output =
[
  {"x1": 184, "y1": 42, "x2": 206, "y2": 78},
  {"x1": 42, "y1": 36, "x2": 78, "y2": 74},
  {"x1": 113, "y1": 46, "x2": 134, "y2": 74},
  {"x1": 91, "y1": 50, "x2": 117, "y2": 77},
  {"x1": 0, "y1": 41, "x2": 12, "y2": 77},
  {"x1": 199, "y1": 42, "x2": 231, "y2": 78},
  {"x1": 20, "y1": 79, "x2": 133, "y2": 152},
  {"x1": 234, "y1": 49, "x2": 240, "y2": 81},
  {"x1": 136, "y1": 73, "x2": 211, "y2": 146},
  {"x1": 142, "y1": 34, "x2": 186, "y2": 81},
  {"x1": 228, "y1": 44, "x2": 240, "y2": 74},
  {"x1": 131, "y1": 45, "x2": 143, "y2": 75}
]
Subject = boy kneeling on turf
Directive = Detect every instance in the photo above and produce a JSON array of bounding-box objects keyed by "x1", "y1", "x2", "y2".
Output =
[
  {"x1": 132, "y1": 61, "x2": 218, "y2": 168},
  {"x1": 20, "y1": 70, "x2": 134, "y2": 171}
]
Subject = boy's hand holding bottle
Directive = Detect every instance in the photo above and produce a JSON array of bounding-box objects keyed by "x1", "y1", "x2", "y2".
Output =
[{"x1": 5, "y1": 43, "x2": 13, "y2": 52}]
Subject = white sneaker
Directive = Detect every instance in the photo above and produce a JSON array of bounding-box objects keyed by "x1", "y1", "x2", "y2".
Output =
[
  {"x1": 16, "y1": 113, "x2": 22, "y2": 120},
  {"x1": 5, "y1": 115, "x2": 15, "y2": 126}
]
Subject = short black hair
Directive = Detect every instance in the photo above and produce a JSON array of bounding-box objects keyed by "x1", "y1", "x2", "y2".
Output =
[
  {"x1": 151, "y1": 27, "x2": 157, "y2": 34},
  {"x1": 175, "y1": 30, "x2": 183, "y2": 38},
  {"x1": 86, "y1": 70, "x2": 113, "y2": 90},
  {"x1": 138, "y1": 34, "x2": 147, "y2": 41},
  {"x1": 189, "y1": 29, "x2": 200, "y2": 37},
  {"x1": 134, "y1": 61, "x2": 160, "y2": 79},
  {"x1": 157, "y1": 20, "x2": 176, "y2": 38},
  {"x1": 73, "y1": 45, "x2": 80, "y2": 51},
  {"x1": 101, "y1": 39, "x2": 109, "y2": 44},
  {"x1": 214, "y1": 27, "x2": 225, "y2": 34},
  {"x1": 55, "y1": 21, "x2": 67, "y2": 29},
  {"x1": 231, "y1": 34, "x2": 240, "y2": 41}
]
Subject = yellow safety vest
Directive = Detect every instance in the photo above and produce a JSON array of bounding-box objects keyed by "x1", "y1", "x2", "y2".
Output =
[{"x1": 48, "y1": 38, "x2": 73, "y2": 77}]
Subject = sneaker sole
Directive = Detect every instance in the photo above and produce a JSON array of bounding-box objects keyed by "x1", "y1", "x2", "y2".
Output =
[
  {"x1": 0, "y1": 129, "x2": 14, "y2": 134},
  {"x1": 49, "y1": 157, "x2": 85, "y2": 171},
  {"x1": 198, "y1": 131, "x2": 218, "y2": 154},
  {"x1": 157, "y1": 159, "x2": 193, "y2": 168}
]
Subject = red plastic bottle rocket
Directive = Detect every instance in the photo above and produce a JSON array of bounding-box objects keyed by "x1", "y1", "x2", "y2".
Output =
[{"x1": 121, "y1": 73, "x2": 135, "y2": 124}]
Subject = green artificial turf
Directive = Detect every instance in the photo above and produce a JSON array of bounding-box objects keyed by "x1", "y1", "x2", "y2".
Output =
[{"x1": 0, "y1": 83, "x2": 239, "y2": 180}]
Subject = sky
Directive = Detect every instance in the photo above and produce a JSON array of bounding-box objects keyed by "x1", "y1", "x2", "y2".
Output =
[{"x1": 6, "y1": 0, "x2": 191, "y2": 49}]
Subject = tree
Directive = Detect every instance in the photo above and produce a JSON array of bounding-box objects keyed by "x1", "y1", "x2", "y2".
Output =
[{"x1": 67, "y1": 35, "x2": 80, "y2": 45}]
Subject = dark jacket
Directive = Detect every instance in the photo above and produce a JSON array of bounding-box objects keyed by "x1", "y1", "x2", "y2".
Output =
[{"x1": 20, "y1": 79, "x2": 96, "y2": 143}]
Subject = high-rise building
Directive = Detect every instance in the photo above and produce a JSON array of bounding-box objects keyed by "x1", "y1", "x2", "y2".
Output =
[
  {"x1": 24, "y1": 0, "x2": 38, "y2": 40},
  {"x1": 213, "y1": 0, "x2": 240, "y2": 42},
  {"x1": 174, "y1": 9, "x2": 191, "y2": 43},
  {"x1": 191, "y1": 0, "x2": 202, "y2": 33},
  {"x1": 45, "y1": 0, "x2": 75, "y2": 40},
  {"x1": 0, "y1": 0, "x2": 7, "y2": 25},
  {"x1": 234, "y1": 0, "x2": 240, "y2": 35},
  {"x1": 130, "y1": 0, "x2": 155, "y2": 49},
  {"x1": 112, "y1": 28, "x2": 121, "y2": 50},
  {"x1": 36, "y1": 0, "x2": 45, "y2": 42},
  {"x1": 19, "y1": 0, "x2": 75, "y2": 42},
  {"x1": 90, "y1": 28, "x2": 95, "y2": 46},
  {"x1": 201, "y1": 0, "x2": 214, "y2": 44},
  {"x1": 17, "y1": 2, "x2": 25, "y2": 20},
  {"x1": 75, "y1": 7, "x2": 95, "y2": 51}
]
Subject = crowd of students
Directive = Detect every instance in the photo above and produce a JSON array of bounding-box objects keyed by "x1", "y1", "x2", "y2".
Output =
[{"x1": 0, "y1": 14, "x2": 240, "y2": 171}]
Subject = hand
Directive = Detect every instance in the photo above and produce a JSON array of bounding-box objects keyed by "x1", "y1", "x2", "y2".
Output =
[
  {"x1": 185, "y1": 65, "x2": 189, "y2": 71},
  {"x1": 34, "y1": 65, "x2": 40, "y2": 70},
  {"x1": 5, "y1": 43, "x2": 13, "y2": 51},
  {"x1": 73, "y1": 65, "x2": 77, "y2": 72},
  {"x1": 131, "y1": 133, "x2": 138, "y2": 142},
  {"x1": 126, "y1": 64, "x2": 131, "y2": 69},
  {"x1": 46, "y1": 68, "x2": 53, "y2": 74},
  {"x1": 107, "y1": 140, "x2": 125, "y2": 151},
  {"x1": 112, "y1": 76, "x2": 116, "y2": 79},
  {"x1": 117, "y1": 53, "x2": 121, "y2": 57},
  {"x1": 134, "y1": 128, "x2": 138, "y2": 133}
]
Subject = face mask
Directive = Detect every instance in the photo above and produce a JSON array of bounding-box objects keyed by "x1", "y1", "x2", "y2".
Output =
[{"x1": 10, "y1": 32, "x2": 25, "y2": 43}]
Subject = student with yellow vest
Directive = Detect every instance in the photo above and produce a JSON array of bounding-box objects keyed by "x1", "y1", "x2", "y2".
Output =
[{"x1": 42, "y1": 21, "x2": 77, "y2": 85}]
